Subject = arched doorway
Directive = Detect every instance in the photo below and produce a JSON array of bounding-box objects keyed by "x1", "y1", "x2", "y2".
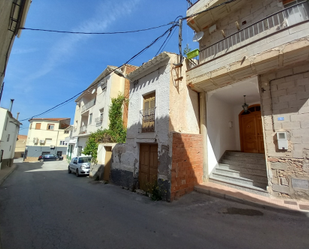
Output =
[{"x1": 239, "y1": 104, "x2": 264, "y2": 153}]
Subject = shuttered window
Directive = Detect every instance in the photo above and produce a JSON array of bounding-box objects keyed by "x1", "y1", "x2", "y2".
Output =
[
  {"x1": 142, "y1": 92, "x2": 155, "y2": 132},
  {"x1": 35, "y1": 123, "x2": 41, "y2": 129}
]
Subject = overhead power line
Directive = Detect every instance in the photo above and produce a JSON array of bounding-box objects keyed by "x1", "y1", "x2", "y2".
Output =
[
  {"x1": 20, "y1": 22, "x2": 175, "y2": 35},
  {"x1": 19, "y1": 0, "x2": 238, "y2": 122},
  {"x1": 19, "y1": 24, "x2": 178, "y2": 122}
]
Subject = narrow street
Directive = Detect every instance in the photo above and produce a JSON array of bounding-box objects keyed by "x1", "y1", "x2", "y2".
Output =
[{"x1": 0, "y1": 161, "x2": 309, "y2": 249}]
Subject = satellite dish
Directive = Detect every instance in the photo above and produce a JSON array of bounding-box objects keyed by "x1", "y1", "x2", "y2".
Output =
[
  {"x1": 193, "y1": 31, "x2": 204, "y2": 42},
  {"x1": 91, "y1": 89, "x2": 96, "y2": 94}
]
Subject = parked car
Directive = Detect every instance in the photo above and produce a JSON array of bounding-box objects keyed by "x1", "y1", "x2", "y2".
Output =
[
  {"x1": 68, "y1": 156, "x2": 91, "y2": 177},
  {"x1": 38, "y1": 154, "x2": 63, "y2": 162}
]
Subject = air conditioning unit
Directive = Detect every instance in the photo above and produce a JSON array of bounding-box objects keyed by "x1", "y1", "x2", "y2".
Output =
[
  {"x1": 40, "y1": 140, "x2": 45, "y2": 144},
  {"x1": 33, "y1": 138, "x2": 38, "y2": 143}
]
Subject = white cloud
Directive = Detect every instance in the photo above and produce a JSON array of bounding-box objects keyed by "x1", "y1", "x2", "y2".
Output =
[{"x1": 26, "y1": 0, "x2": 141, "y2": 82}]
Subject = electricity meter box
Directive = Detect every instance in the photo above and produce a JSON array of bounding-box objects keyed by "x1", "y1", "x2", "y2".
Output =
[{"x1": 276, "y1": 132, "x2": 288, "y2": 150}]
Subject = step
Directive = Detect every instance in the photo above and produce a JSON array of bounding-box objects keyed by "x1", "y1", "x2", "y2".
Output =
[
  {"x1": 217, "y1": 163, "x2": 267, "y2": 174},
  {"x1": 209, "y1": 175, "x2": 268, "y2": 195},
  {"x1": 221, "y1": 156, "x2": 266, "y2": 164},
  {"x1": 215, "y1": 166, "x2": 268, "y2": 178},
  {"x1": 220, "y1": 160, "x2": 267, "y2": 170},
  {"x1": 210, "y1": 172, "x2": 268, "y2": 187},
  {"x1": 224, "y1": 151, "x2": 265, "y2": 158}
]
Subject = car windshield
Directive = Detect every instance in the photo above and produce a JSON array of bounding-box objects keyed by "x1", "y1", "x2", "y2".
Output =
[{"x1": 78, "y1": 157, "x2": 91, "y2": 163}]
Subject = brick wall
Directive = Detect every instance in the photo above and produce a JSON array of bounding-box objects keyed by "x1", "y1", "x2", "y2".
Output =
[
  {"x1": 171, "y1": 133, "x2": 203, "y2": 201},
  {"x1": 260, "y1": 63, "x2": 309, "y2": 200}
]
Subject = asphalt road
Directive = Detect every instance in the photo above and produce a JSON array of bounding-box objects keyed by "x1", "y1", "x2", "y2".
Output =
[{"x1": 0, "y1": 161, "x2": 309, "y2": 249}]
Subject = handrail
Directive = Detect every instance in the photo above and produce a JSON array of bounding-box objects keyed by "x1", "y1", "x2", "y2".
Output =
[{"x1": 198, "y1": 1, "x2": 309, "y2": 64}]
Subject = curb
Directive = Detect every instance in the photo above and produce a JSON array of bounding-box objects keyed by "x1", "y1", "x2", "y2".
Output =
[
  {"x1": 0, "y1": 164, "x2": 17, "y2": 186},
  {"x1": 195, "y1": 186, "x2": 308, "y2": 217}
]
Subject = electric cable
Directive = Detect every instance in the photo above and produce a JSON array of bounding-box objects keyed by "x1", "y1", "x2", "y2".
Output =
[
  {"x1": 18, "y1": 0, "x2": 238, "y2": 122},
  {"x1": 20, "y1": 22, "x2": 176, "y2": 35},
  {"x1": 19, "y1": 24, "x2": 178, "y2": 122}
]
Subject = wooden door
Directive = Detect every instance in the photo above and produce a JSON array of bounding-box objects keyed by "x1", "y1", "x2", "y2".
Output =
[
  {"x1": 139, "y1": 144, "x2": 158, "y2": 191},
  {"x1": 103, "y1": 147, "x2": 112, "y2": 181},
  {"x1": 239, "y1": 105, "x2": 264, "y2": 153}
]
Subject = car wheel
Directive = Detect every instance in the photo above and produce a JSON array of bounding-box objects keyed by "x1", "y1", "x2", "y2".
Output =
[
  {"x1": 68, "y1": 166, "x2": 71, "y2": 174},
  {"x1": 76, "y1": 169, "x2": 79, "y2": 177}
]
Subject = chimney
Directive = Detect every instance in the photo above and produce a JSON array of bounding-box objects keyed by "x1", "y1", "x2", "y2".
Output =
[
  {"x1": 16, "y1": 112, "x2": 20, "y2": 120},
  {"x1": 9, "y1": 99, "x2": 14, "y2": 112}
]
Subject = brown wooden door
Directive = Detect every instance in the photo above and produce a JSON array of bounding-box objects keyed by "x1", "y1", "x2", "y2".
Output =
[
  {"x1": 139, "y1": 144, "x2": 158, "y2": 191},
  {"x1": 240, "y1": 106, "x2": 264, "y2": 153},
  {"x1": 103, "y1": 147, "x2": 112, "y2": 181}
]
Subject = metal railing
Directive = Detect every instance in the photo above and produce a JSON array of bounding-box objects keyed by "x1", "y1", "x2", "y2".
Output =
[
  {"x1": 141, "y1": 108, "x2": 155, "y2": 133},
  {"x1": 79, "y1": 125, "x2": 87, "y2": 134},
  {"x1": 187, "y1": 0, "x2": 199, "y2": 8},
  {"x1": 81, "y1": 98, "x2": 96, "y2": 113},
  {"x1": 198, "y1": 1, "x2": 309, "y2": 65}
]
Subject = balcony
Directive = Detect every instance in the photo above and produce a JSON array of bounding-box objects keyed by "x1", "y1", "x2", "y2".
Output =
[
  {"x1": 81, "y1": 98, "x2": 96, "y2": 113},
  {"x1": 140, "y1": 108, "x2": 155, "y2": 133},
  {"x1": 186, "y1": 0, "x2": 199, "y2": 8},
  {"x1": 95, "y1": 117, "x2": 103, "y2": 127},
  {"x1": 187, "y1": 1, "x2": 309, "y2": 91},
  {"x1": 79, "y1": 125, "x2": 87, "y2": 134}
]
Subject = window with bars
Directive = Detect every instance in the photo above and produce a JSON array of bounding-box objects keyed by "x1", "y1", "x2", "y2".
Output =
[{"x1": 142, "y1": 92, "x2": 155, "y2": 132}]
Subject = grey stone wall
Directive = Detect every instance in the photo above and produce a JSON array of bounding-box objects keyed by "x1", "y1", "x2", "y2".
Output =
[{"x1": 260, "y1": 63, "x2": 309, "y2": 200}]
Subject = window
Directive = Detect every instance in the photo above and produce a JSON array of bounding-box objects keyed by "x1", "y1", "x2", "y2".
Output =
[
  {"x1": 100, "y1": 108, "x2": 104, "y2": 122},
  {"x1": 89, "y1": 113, "x2": 93, "y2": 124},
  {"x1": 60, "y1": 141, "x2": 67, "y2": 146},
  {"x1": 5, "y1": 117, "x2": 8, "y2": 130},
  {"x1": 47, "y1": 124, "x2": 55, "y2": 130},
  {"x1": 45, "y1": 138, "x2": 52, "y2": 145},
  {"x1": 142, "y1": 92, "x2": 155, "y2": 132},
  {"x1": 0, "y1": 150, "x2": 3, "y2": 162},
  {"x1": 7, "y1": 134, "x2": 10, "y2": 142},
  {"x1": 64, "y1": 130, "x2": 69, "y2": 134},
  {"x1": 35, "y1": 123, "x2": 41, "y2": 130}
]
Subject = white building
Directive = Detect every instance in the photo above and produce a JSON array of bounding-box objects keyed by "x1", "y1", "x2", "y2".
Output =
[
  {"x1": 71, "y1": 64, "x2": 137, "y2": 160},
  {"x1": 0, "y1": 0, "x2": 31, "y2": 93},
  {"x1": 25, "y1": 118, "x2": 71, "y2": 161},
  {"x1": 110, "y1": 52, "x2": 201, "y2": 201},
  {"x1": 0, "y1": 107, "x2": 21, "y2": 169}
]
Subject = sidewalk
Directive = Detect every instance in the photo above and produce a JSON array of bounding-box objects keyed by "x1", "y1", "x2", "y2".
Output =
[
  {"x1": 0, "y1": 164, "x2": 17, "y2": 186},
  {"x1": 195, "y1": 182, "x2": 309, "y2": 214}
]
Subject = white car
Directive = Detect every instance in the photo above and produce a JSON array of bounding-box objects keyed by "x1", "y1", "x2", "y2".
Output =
[{"x1": 68, "y1": 156, "x2": 91, "y2": 176}]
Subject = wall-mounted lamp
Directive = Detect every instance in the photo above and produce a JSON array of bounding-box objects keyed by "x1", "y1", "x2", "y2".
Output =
[{"x1": 242, "y1": 95, "x2": 249, "y2": 113}]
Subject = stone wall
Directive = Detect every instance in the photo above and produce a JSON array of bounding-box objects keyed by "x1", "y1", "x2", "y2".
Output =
[
  {"x1": 170, "y1": 133, "x2": 203, "y2": 201},
  {"x1": 260, "y1": 63, "x2": 309, "y2": 200}
]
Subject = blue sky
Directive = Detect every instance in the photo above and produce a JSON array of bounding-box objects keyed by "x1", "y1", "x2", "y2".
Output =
[{"x1": 2, "y1": 0, "x2": 196, "y2": 135}]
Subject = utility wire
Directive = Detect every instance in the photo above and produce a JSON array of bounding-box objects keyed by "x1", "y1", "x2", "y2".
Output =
[
  {"x1": 19, "y1": 0, "x2": 238, "y2": 122},
  {"x1": 20, "y1": 22, "x2": 175, "y2": 35},
  {"x1": 19, "y1": 24, "x2": 178, "y2": 122}
]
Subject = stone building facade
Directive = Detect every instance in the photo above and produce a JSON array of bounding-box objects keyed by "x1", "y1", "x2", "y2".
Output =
[{"x1": 186, "y1": 0, "x2": 309, "y2": 200}]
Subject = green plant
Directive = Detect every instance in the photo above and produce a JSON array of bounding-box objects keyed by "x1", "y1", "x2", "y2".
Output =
[
  {"x1": 145, "y1": 182, "x2": 162, "y2": 201},
  {"x1": 83, "y1": 94, "x2": 127, "y2": 163},
  {"x1": 183, "y1": 44, "x2": 192, "y2": 56}
]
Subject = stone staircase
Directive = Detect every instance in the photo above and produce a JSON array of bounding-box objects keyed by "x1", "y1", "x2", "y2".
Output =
[{"x1": 209, "y1": 151, "x2": 268, "y2": 195}]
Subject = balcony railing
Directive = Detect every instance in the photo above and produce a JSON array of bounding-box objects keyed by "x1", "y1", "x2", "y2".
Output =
[
  {"x1": 81, "y1": 98, "x2": 96, "y2": 113},
  {"x1": 194, "y1": 1, "x2": 309, "y2": 67},
  {"x1": 141, "y1": 108, "x2": 155, "y2": 133},
  {"x1": 95, "y1": 117, "x2": 103, "y2": 127},
  {"x1": 187, "y1": 0, "x2": 199, "y2": 8},
  {"x1": 79, "y1": 125, "x2": 87, "y2": 134}
]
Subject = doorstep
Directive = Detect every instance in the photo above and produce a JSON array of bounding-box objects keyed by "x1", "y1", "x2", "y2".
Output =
[{"x1": 195, "y1": 182, "x2": 309, "y2": 214}]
